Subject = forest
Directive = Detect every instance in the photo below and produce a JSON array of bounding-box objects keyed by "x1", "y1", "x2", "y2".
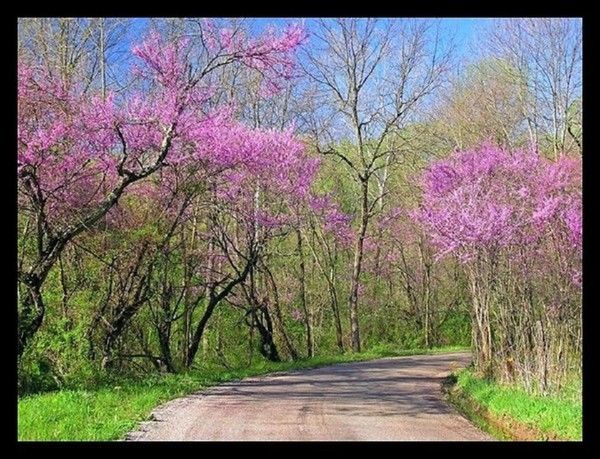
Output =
[{"x1": 17, "y1": 17, "x2": 582, "y2": 441}]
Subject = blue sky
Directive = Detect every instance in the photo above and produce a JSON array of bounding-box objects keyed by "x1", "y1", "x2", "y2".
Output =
[
  {"x1": 109, "y1": 17, "x2": 493, "y2": 88},
  {"x1": 250, "y1": 18, "x2": 492, "y2": 61},
  {"x1": 125, "y1": 17, "x2": 491, "y2": 57}
]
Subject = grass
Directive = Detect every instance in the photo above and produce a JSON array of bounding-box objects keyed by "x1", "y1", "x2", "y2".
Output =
[
  {"x1": 18, "y1": 345, "x2": 467, "y2": 441},
  {"x1": 448, "y1": 368, "x2": 582, "y2": 441}
]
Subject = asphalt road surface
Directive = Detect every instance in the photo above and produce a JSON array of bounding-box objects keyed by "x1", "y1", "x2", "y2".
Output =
[{"x1": 126, "y1": 352, "x2": 491, "y2": 441}]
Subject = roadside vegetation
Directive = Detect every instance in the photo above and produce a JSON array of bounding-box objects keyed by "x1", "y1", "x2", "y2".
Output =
[
  {"x1": 447, "y1": 368, "x2": 582, "y2": 441},
  {"x1": 19, "y1": 345, "x2": 465, "y2": 441}
]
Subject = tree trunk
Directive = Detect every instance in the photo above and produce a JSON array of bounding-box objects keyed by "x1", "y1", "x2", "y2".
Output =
[
  {"x1": 101, "y1": 296, "x2": 149, "y2": 370},
  {"x1": 468, "y1": 264, "x2": 493, "y2": 376},
  {"x1": 157, "y1": 321, "x2": 176, "y2": 373},
  {"x1": 328, "y1": 270, "x2": 344, "y2": 352},
  {"x1": 99, "y1": 18, "x2": 106, "y2": 100},
  {"x1": 296, "y1": 230, "x2": 314, "y2": 358},
  {"x1": 18, "y1": 279, "x2": 45, "y2": 359},
  {"x1": 347, "y1": 179, "x2": 369, "y2": 352},
  {"x1": 263, "y1": 263, "x2": 299, "y2": 360},
  {"x1": 253, "y1": 306, "x2": 280, "y2": 362},
  {"x1": 185, "y1": 297, "x2": 218, "y2": 368}
]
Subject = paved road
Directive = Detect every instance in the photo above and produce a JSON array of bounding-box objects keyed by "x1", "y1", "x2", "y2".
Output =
[{"x1": 127, "y1": 352, "x2": 491, "y2": 441}]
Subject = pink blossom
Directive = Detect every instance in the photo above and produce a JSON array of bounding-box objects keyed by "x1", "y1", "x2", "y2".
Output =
[
  {"x1": 18, "y1": 23, "x2": 309, "y2": 233},
  {"x1": 416, "y1": 143, "x2": 582, "y2": 286}
]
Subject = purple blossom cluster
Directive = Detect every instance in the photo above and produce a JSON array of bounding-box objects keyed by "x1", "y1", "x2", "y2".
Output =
[
  {"x1": 18, "y1": 24, "x2": 314, "y2": 234},
  {"x1": 308, "y1": 194, "x2": 354, "y2": 246},
  {"x1": 416, "y1": 143, "x2": 581, "y2": 283}
]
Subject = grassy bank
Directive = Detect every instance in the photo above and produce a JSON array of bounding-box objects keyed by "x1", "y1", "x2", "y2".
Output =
[
  {"x1": 447, "y1": 368, "x2": 582, "y2": 441},
  {"x1": 18, "y1": 345, "x2": 466, "y2": 441}
]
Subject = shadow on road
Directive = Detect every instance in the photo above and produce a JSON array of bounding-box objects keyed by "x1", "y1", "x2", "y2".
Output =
[{"x1": 201, "y1": 354, "x2": 471, "y2": 418}]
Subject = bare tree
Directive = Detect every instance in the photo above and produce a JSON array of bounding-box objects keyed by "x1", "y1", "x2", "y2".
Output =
[
  {"x1": 484, "y1": 18, "x2": 582, "y2": 157},
  {"x1": 18, "y1": 18, "x2": 133, "y2": 95},
  {"x1": 433, "y1": 58, "x2": 530, "y2": 150},
  {"x1": 300, "y1": 18, "x2": 453, "y2": 351}
]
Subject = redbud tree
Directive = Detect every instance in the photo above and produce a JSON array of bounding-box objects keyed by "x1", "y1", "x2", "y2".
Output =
[
  {"x1": 17, "y1": 23, "x2": 307, "y2": 358},
  {"x1": 416, "y1": 144, "x2": 581, "y2": 391}
]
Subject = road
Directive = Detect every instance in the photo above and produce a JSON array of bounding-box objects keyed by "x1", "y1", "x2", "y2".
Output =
[{"x1": 126, "y1": 352, "x2": 491, "y2": 441}]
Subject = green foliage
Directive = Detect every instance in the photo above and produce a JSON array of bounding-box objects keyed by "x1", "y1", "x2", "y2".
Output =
[
  {"x1": 18, "y1": 267, "x2": 105, "y2": 393},
  {"x1": 437, "y1": 311, "x2": 471, "y2": 347},
  {"x1": 452, "y1": 368, "x2": 582, "y2": 440}
]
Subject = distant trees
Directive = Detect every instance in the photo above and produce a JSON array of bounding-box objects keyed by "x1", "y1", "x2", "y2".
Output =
[
  {"x1": 435, "y1": 59, "x2": 530, "y2": 150},
  {"x1": 17, "y1": 18, "x2": 133, "y2": 95},
  {"x1": 484, "y1": 18, "x2": 582, "y2": 156},
  {"x1": 430, "y1": 18, "x2": 582, "y2": 158}
]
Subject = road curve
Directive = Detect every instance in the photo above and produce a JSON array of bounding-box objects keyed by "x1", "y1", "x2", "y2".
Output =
[{"x1": 126, "y1": 352, "x2": 491, "y2": 441}]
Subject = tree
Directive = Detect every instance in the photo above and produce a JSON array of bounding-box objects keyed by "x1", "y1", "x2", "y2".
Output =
[
  {"x1": 417, "y1": 143, "x2": 581, "y2": 391},
  {"x1": 17, "y1": 22, "x2": 306, "y2": 358},
  {"x1": 301, "y1": 18, "x2": 452, "y2": 351},
  {"x1": 484, "y1": 18, "x2": 582, "y2": 157},
  {"x1": 433, "y1": 58, "x2": 530, "y2": 150}
]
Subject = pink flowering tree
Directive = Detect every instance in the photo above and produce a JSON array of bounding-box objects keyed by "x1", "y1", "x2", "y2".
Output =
[
  {"x1": 17, "y1": 23, "x2": 306, "y2": 358},
  {"x1": 182, "y1": 124, "x2": 319, "y2": 365},
  {"x1": 416, "y1": 143, "x2": 581, "y2": 391}
]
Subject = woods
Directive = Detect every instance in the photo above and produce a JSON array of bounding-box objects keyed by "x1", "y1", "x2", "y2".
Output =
[{"x1": 17, "y1": 17, "x2": 581, "y2": 409}]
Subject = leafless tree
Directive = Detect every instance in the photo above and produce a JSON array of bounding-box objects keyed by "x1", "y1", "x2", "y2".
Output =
[
  {"x1": 18, "y1": 18, "x2": 132, "y2": 95},
  {"x1": 300, "y1": 18, "x2": 453, "y2": 351},
  {"x1": 484, "y1": 18, "x2": 582, "y2": 157}
]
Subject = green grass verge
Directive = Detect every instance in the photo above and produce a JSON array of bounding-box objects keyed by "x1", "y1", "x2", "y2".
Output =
[
  {"x1": 447, "y1": 368, "x2": 582, "y2": 441},
  {"x1": 18, "y1": 345, "x2": 467, "y2": 441}
]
